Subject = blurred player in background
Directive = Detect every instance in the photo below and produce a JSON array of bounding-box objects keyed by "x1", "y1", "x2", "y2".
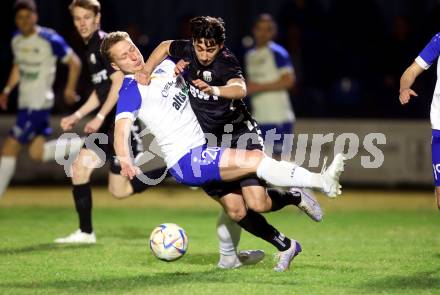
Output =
[
  {"x1": 399, "y1": 32, "x2": 440, "y2": 210},
  {"x1": 244, "y1": 14, "x2": 295, "y2": 159},
  {"x1": 54, "y1": 0, "x2": 144, "y2": 244},
  {"x1": 0, "y1": 0, "x2": 82, "y2": 198}
]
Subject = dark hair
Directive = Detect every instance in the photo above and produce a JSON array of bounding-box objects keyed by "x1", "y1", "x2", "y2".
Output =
[
  {"x1": 69, "y1": 0, "x2": 101, "y2": 15},
  {"x1": 254, "y1": 13, "x2": 276, "y2": 27},
  {"x1": 100, "y1": 31, "x2": 129, "y2": 62},
  {"x1": 190, "y1": 16, "x2": 226, "y2": 46},
  {"x1": 13, "y1": 0, "x2": 37, "y2": 15}
]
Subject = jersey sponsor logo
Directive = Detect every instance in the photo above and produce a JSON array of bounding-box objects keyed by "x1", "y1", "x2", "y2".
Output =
[
  {"x1": 154, "y1": 68, "x2": 165, "y2": 75},
  {"x1": 19, "y1": 69, "x2": 39, "y2": 81},
  {"x1": 18, "y1": 47, "x2": 40, "y2": 54},
  {"x1": 90, "y1": 53, "x2": 96, "y2": 64},
  {"x1": 91, "y1": 69, "x2": 108, "y2": 84},
  {"x1": 189, "y1": 84, "x2": 218, "y2": 101},
  {"x1": 202, "y1": 71, "x2": 212, "y2": 82},
  {"x1": 161, "y1": 80, "x2": 174, "y2": 97},
  {"x1": 172, "y1": 89, "x2": 188, "y2": 110}
]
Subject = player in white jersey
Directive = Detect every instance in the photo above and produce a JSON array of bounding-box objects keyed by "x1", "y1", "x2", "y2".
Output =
[
  {"x1": 399, "y1": 32, "x2": 440, "y2": 209},
  {"x1": 0, "y1": 0, "x2": 82, "y2": 198},
  {"x1": 245, "y1": 14, "x2": 295, "y2": 158},
  {"x1": 101, "y1": 32, "x2": 346, "y2": 271}
]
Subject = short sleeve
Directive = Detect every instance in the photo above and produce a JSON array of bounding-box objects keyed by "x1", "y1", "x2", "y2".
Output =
[
  {"x1": 218, "y1": 49, "x2": 244, "y2": 84},
  {"x1": 39, "y1": 28, "x2": 72, "y2": 63},
  {"x1": 416, "y1": 32, "x2": 440, "y2": 70},
  {"x1": 270, "y1": 43, "x2": 294, "y2": 74},
  {"x1": 115, "y1": 78, "x2": 142, "y2": 121}
]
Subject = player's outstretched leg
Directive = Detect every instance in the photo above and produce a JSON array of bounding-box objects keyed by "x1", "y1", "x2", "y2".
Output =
[{"x1": 219, "y1": 150, "x2": 346, "y2": 198}]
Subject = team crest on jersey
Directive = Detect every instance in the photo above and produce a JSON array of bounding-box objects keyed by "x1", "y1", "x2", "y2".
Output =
[
  {"x1": 90, "y1": 53, "x2": 96, "y2": 64},
  {"x1": 202, "y1": 71, "x2": 212, "y2": 82}
]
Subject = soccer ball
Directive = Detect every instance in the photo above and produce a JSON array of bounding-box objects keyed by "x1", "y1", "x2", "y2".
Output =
[{"x1": 149, "y1": 223, "x2": 188, "y2": 261}]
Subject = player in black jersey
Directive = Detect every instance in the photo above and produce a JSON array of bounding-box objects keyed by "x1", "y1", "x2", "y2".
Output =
[
  {"x1": 136, "y1": 16, "x2": 323, "y2": 271},
  {"x1": 54, "y1": 0, "x2": 147, "y2": 244}
]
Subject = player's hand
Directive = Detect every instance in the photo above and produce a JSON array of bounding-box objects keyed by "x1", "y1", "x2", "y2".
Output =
[
  {"x1": 192, "y1": 79, "x2": 213, "y2": 95},
  {"x1": 0, "y1": 93, "x2": 8, "y2": 110},
  {"x1": 120, "y1": 160, "x2": 141, "y2": 180},
  {"x1": 174, "y1": 60, "x2": 189, "y2": 76},
  {"x1": 64, "y1": 88, "x2": 80, "y2": 105},
  {"x1": 399, "y1": 88, "x2": 418, "y2": 105},
  {"x1": 84, "y1": 116, "x2": 103, "y2": 134},
  {"x1": 246, "y1": 81, "x2": 262, "y2": 96},
  {"x1": 61, "y1": 114, "x2": 80, "y2": 131}
]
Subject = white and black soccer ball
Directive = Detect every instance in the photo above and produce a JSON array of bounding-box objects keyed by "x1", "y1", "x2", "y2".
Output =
[{"x1": 149, "y1": 223, "x2": 188, "y2": 261}]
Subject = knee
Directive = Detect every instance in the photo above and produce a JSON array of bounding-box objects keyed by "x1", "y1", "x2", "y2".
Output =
[
  {"x1": 28, "y1": 147, "x2": 43, "y2": 162},
  {"x1": 225, "y1": 207, "x2": 247, "y2": 222},
  {"x1": 2, "y1": 138, "x2": 21, "y2": 157},
  {"x1": 71, "y1": 159, "x2": 89, "y2": 184},
  {"x1": 247, "y1": 150, "x2": 265, "y2": 167},
  {"x1": 108, "y1": 183, "x2": 131, "y2": 199}
]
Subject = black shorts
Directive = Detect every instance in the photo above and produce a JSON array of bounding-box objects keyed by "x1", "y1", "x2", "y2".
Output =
[
  {"x1": 202, "y1": 118, "x2": 266, "y2": 198},
  {"x1": 82, "y1": 119, "x2": 144, "y2": 174}
]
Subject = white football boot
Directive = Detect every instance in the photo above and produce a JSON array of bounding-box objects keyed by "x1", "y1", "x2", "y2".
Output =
[
  {"x1": 290, "y1": 187, "x2": 323, "y2": 222},
  {"x1": 321, "y1": 153, "x2": 346, "y2": 198},
  {"x1": 54, "y1": 229, "x2": 96, "y2": 244},
  {"x1": 274, "y1": 240, "x2": 302, "y2": 272},
  {"x1": 218, "y1": 250, "x2": 265, "y2": 269}
]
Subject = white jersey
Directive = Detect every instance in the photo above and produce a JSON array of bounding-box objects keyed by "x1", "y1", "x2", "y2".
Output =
[
  {"x1": 415, "y1": 32, "x2": 440, "y2": 130},
  {"x1": 245, "y1": 41, "x2": 295, "y2": 124},
  {"x1": 11, "y1": 26, "x2": 72, "y2": 110},
  {"x1": 115, "y1": 59, "x2": 206, "y2": 167}
]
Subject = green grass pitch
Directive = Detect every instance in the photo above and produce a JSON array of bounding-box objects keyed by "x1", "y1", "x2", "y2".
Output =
[{"x1": 0, "y1": 187, "x2": 439, "y2": 294}]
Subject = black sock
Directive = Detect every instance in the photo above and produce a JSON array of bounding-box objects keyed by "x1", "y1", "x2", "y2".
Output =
[
  {"x1": 267, "y1": 188, "x2": 301, "y2": 211},
  {"x1": 130, "y1": 167, "x2": 170, "y2": 193},
  {"x1": 237, "y1": 210, "x2": 291, "y2": 251},
  {"x1": 73, "y1": 183, "x2": 93, "y2": 234}
]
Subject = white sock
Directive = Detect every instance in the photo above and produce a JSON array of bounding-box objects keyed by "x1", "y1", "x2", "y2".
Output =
[
  {"x1": 43, "y1": 137, "x2": 83, "y2": 162},
  {"x1": 256, "y1": 157, "x2": 323, "y2": 188},
  {"x1": 0, "y1": 156, "x2": 17, "y2": 197},
  {"x1": 217, "y1": 210, "x2": 241, "y2": 256}
]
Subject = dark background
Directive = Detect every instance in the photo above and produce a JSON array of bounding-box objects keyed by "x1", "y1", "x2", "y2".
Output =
[{"x1": 1, "y1": 0, "x2": 440, "y2": 119}]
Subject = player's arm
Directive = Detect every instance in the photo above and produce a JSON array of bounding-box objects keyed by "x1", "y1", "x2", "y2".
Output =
[
  {"x1": 63, "y1": 51, "x2": 82, "y2": 105},
  {"x1": 0, "y1": 64, "x2": 20, "y2": 110},
  {"x1": 60, "y1": 90, "x2": 100, "y2": 131},
  {"x1": 192, "y1": 77, "x2": 247, "y2": 100},
  {"x1": 247, "y1": 72, "x2": 295, "y2": 95},
  {"x1": 113, "y1": 79, "x2": 142, "y2": 178},
  {"x1": 136, "y1": 40, "x2": 173, "y2": 85},
  {"x1": 84, "y1": 71, "x2": 124, "y2": 133},
  {"x1": 399, "y1": 62, "x2": 424, "y2": 105},
  {"x1": 114, "y1": 117, "x2": 138, "y2": 180}
]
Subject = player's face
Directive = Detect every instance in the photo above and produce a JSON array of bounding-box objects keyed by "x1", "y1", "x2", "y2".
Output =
[
  {"x1": 15, "y1": 9, "x2": 37, "y2": 36},
  {"x1": 253, "y1": 20, "x2": 276, "y2": 47},
  {"x1": 110, "y1": 39, "x2": 144, "y2": 74},
  {"x1": 72, "y1": 6, "x2": 100, "y2": 42},
  {"x1": 193, "y1": 39, "x2": 223, "y2": 66}
]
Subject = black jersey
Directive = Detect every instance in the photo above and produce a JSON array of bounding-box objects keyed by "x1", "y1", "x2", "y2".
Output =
[
  {"x1": 82, "y1": 30, "x2": 116, "y2": 131},
  {"x1": 169, "y1": 40, "x2": 252, "y2": 136}
]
